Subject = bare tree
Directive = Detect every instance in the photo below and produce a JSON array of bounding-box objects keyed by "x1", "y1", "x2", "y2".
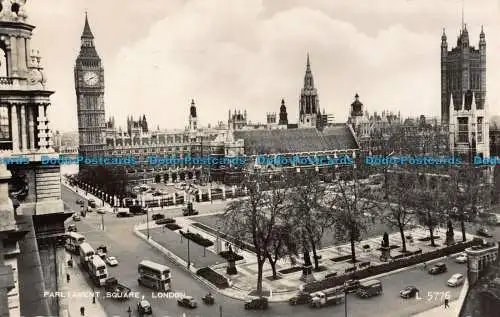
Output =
[
  {"x1": 331, "y1": 168, "x2": 378, "y2": 263},
  {"x1": 414, "y1": 182, "x2": 448, "y2": 247},
  {"x1": 221, "y1": 172, "x2": 289, "y2": 294},
  {"x1": 265, "y1": 223, "x2": 299, "y2": 279},
  {"x1": 289, "y1": 169, "x2": 329, "y2": 270},
  {"x1": 382, "y1": 170, "x2": 416, "y2": 253},
  {"x1": 448, "y1": 164, "x2": 491, "y2": 241}
]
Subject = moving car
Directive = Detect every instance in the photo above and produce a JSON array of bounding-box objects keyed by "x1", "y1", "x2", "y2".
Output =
[
  {"x1": 455, "y1": 253, "x2": 467, "y2": 264},
  {"x1": 75, "y1": 198, "x2": 84, "y2": 205},
  {"x1": 106, "y1": 256, "x2": 119, "y2": 266},
  {"x1": 137, "y1": 300, "x2": 152, "y2": 315},
  {"x1": 400, "y1": 286, "x2": 419, "y2": 299},
  {"x1": 428, "y1": 262, "x2": 447, "y2": 275},
  {"x1": 72, "y1": 214, "x2": 81, "y2": 221},
  {"x1": 344, "y1": 279, "x2": 360, "y2": 293},
  {"x1": 152, "y1": 213, "x2": 165, "y2": 221},
  {"x1": 289, "y1": 292, "x2": 311, "y2": 305},
  {"x1": 177, "y1": 295, "x2": 197, "y2": 308},
  {"x1": 447, "y1": 273, "x2": 465, "y2": 287},
  {"x1": 244, "y1": 297, "x2": 268, "y2": 310},
  {"x1": 88, "y1": 199, "x2": 97, "y2": 208},
  {"x1": 476, "y1": 227, "x2": 493, "y2": 238}
]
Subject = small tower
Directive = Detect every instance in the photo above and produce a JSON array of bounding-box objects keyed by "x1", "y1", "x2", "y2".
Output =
[
  {"x1": 348, "y1": 93, "x2": 364, "y2": 132},
  {"x1": 189, "y1": 99, "x2": 197, "y2": 131},
  {"x1": 278, "y1": 99, "x2": 288, "y2": 126}
]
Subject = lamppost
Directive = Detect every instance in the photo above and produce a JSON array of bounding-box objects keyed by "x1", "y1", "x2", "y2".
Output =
[
  {"x1": 100, "y1": 213, "x2": 104, "y2": 231},
  {"x1": 187, "y1": 228, "x2": 191, "y2": 269},
  {"x1": 344, "y1": 282, "x2": 348, "y2": 317},
  {"x1": 146, "y1": 207, "x2": 150, "y2": 240}
]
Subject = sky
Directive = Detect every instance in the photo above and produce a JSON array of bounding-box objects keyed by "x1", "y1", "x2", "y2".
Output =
[{"x1": 26, "y1": 0, "x2": 500, "y2": 132}]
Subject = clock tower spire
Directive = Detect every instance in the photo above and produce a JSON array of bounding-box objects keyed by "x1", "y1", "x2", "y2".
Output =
[{"x1": 74, "y1": 12, "x2": 106, "y2": 159}]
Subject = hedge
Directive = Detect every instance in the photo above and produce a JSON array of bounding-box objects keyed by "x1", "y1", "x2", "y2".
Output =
[
  {"x1": 179, "y1": 230, "x2": 214, "y2": 247},
  {"x1": 279, "y1": 266, "x2": 303, "y2": 274},
  {"x1": 301, "y1": 239, "x2": 481, "y2": 294},
  {"x1": 196, "y1": 267, "x2": 229, "y2": 288},
  {"x1": 165, "y1": 223, "x2": 182, "y2": 231},
  {"x1": 219, "y1": 251, "x2": 244, "y2": 261},
  {"x1": 191, "y1": 222, "x2": 255, "y2": 253}
]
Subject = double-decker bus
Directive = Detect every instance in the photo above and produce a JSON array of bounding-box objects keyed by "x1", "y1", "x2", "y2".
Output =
[
  {"x1": 88, "y1": 255, "x2": 108, "y2": 286},
  {"x1": 66, "y1": 232, "x2": 85, "y2": 253},
  {"x1": 137, "y1": 260, "x2": 171, "y2": 291},
  {"x1": 79, "y1": 242, "x2": 95, "y2": 267}
]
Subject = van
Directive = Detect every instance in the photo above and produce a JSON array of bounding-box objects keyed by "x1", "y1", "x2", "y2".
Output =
[{"x1": 357, "y1": 280, "x2": 382, "y2": 298}]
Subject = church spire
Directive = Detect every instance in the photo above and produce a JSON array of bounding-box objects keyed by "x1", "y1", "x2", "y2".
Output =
[
  {"x1": 82, "y1": 12, "x2": 94, "y2": 39},
  {"x1": 303, "y1": 53, "x2": 314, "y2": 89}
]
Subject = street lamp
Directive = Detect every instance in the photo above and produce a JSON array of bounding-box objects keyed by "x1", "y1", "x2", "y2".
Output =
[
  {"x1": 100, "y1": 213, "x2": 104, "y2": 231},
  {"x1": 187, "y1": 228, "x2": 191, "y2": 269},
  {"x1": 146, "y1": 207, "x2": 150, "y2": 240},
  {"x1": 344, "y1": 282, "x2": 348, "y2": 317}
]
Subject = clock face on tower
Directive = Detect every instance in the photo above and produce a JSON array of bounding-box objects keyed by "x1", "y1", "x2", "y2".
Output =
[{"x1": 83, "y1": 71, "x2": 99, "y2": 86}]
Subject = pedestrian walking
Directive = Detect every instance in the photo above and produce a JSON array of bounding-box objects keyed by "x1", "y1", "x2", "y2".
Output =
[
  {"x1": 444, "y1": 298, "x2": 449, "y2": 308},
  {"x1": 66, "y1": 273, "x2": 70, "y2": 283},
  {"x1": 80, "y1": 306, "x2": 85, "y2": 316}
]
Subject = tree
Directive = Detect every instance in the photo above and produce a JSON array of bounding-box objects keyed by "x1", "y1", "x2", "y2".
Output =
[
  {"x1": 221, "y1": 172, "x2": 289, "y2": 294},
  {"x1": 289, "y1": 169, "x2": 329, "y2": 270},
  {"x1": 448, "y1": 164, "x2": 489, "y2": 242},
  {"x1": 330, "y1": 168, "x2": 378, "y2": 263},
  {"x1": 382, "y1": 171, "x2": 416, "y2": 253},
  {"x1": 265, "y1": 223, "x2": 298, "y2": 279},
  {"x1": 414, "y1": 183, "x2": 448, "y2": 247}
]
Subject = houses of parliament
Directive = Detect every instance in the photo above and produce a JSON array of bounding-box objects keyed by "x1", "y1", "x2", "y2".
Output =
[{"x1": 74, "y1": 15, "x2": 358, "y2": 191}]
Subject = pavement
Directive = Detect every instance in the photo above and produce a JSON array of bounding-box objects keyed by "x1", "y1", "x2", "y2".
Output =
[
  {"x1": 65, "y1": 252, "x2": 108, "y2": 317},
  {"x1": 62, "y1": 182, "x2": 475, "y2": 317}
]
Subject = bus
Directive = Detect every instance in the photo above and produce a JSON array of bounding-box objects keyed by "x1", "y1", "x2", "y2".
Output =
[
  {"x1": 66, "y1": 232, "x2": 85, "y2": 253},
  {"x1": 88, "y1": 255, "x2": 108, "y2": 286},
  {"x1": 79, "y1": 242, "x2": 95, "y2": 267},
  {"x1": 138, "y1": 260, "x2": 171, "y2": 291}
]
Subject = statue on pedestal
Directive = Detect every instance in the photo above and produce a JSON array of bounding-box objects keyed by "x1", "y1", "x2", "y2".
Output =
[
  {"x1": 226, "y1": 244, "x2": 237, "y2": 275},
  {"x1": 380, "y1": 232, "x2": 390, "y2": 262},
  {"x1": 445, "y1": 220, "x2": 455, "y2": 245}
]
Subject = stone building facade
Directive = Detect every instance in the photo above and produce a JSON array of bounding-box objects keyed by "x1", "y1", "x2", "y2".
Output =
[{"x1": 0, "y1": 2, "x2": 70, "y2": 316}]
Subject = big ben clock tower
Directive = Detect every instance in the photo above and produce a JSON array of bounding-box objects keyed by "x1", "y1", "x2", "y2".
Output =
[{"x1": 74, "y1": 13, "x2": 106, "y2": 158}]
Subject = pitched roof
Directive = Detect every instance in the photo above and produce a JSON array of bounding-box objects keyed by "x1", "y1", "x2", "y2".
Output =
[{"x1": 233, "y1": 124, "x2": 358, "y2": 155}]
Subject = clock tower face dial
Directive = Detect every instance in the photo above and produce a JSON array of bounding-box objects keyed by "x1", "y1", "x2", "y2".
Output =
[{"x1": 83, "y1": 71, "x2": 99, "y2": 86}]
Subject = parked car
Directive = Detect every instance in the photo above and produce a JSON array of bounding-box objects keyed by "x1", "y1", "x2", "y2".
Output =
[
  {"x1": 88, "y1": 199, "x2": 97, "y2": 208},
  {"x1": 67, "y1": 224, "x2": 77, "y2": 232},
  {"x1": 477, "y1": 227, "x2": 493, "y2": 238},
  {"x1": 106, "y1": 256, "x2": 119, "y2": 266},
  {"x1": 455, "y1": 253, "x2": 468, "y2": 264},
  {"x1": 96, "y1": 207, "x2": 107, "y2": 214},
  {"x1": 177, "y1": 295, "x2": 197, "y2": 308},
  {"x1": 244, "y1": 297, "x2": 268, "y2": 310},
  {"x1": 400, "y1": 286, "x2": 419, "y2": 299},
  {"x1": 428, "y1": 262, "x2": 447, "y2": 275},
  {"x1": 72, "y1": 214, "x2": 81, "y2": 221},
  {"x1": 447, "y1": 273, "x2": 465, "y2": 287},
  {"x1": 344, "y1": 279, "x2": 360, "y2": 293},
  {"x1": 137, "y1": 300, "x2": 152, "y2": 315},
  {"x1": 152, "y1": 213, "x2": 165, "y2": 221}
]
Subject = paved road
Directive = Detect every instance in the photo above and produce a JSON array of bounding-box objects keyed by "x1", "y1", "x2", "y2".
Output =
[{"x1": 62, "y1": 185, "x2": 467, "y2": 317}]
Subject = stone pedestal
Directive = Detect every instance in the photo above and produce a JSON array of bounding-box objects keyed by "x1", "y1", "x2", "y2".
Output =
[
  {"x1": 300, "y1": 265, "x2": 315, "y2": 282},
  {"x1": 222, "y1": 187, "x2": 226, "y2": 200},
  {"x1": 445, "y1": 234, "x2": 455, "y2": 246},
  {"x1": 380, "y1": 247, "x2": 390, "y2": 262},
  {"x1": 226, "y1": 258, "x2": 237, "y2": 275}
]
